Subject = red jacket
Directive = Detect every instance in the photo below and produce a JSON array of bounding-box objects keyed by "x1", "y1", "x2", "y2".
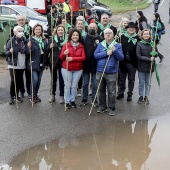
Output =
[{"x1": 59, "y1": 42, "x2": 86, "y2": 71}]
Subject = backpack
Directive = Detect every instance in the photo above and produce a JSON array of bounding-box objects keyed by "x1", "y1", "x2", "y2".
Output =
[{"x1": 157, "y1": 21, "x2": 165, "y2": 38}]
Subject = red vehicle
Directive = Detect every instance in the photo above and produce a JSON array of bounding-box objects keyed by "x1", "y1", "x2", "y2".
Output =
[{"x1": 17, "y1": 0, "x2": 86, "y2": 15}]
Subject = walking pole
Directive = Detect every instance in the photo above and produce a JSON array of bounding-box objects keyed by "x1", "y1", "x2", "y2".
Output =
[
  {"x1": 0, "y1": 13, "x2": 6, "y2": 45},
  {"x1": 9, "y1": 9, "x2": 18, "y2": 108},
  {"x1": 145, "y1": 19, "x2": 159, "y2": 106},
  {"x1": 27, "y1": 11, "x2": 34, "y2": 107},
  {"x1": 50, "y1": 6, "x2": 54, "y2": 103},
  {"x1": 89, "y1": 55, "x2": 111, "y2": 116}
]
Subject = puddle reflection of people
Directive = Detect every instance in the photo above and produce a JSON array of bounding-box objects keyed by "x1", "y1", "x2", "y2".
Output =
[{"x1": 129, "y1": 120, "x2": 152, "y2": 170}]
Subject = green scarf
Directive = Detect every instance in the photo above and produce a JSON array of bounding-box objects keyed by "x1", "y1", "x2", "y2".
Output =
[
  {"x1": 81, "y1": 30, "x2": 86, "y2": 36},
  {"x1": 119, "y1": 27, "x2": 126, "y2": 35},
  {"x1": 24, "y1": 24, "x2": 29, "y2": 36},
  {"x1": 54, "y1": 35, "x2": 67, "y2": 50},
  {"x1": 65, "y1": 23, "x2": 71, "y2": 32},
  {"x1": 33, "y1": 36, "x2": 44, "y2": 49},
  {"x1": 98, "y1": 22, "x2": 111, "y2": 36},
  {"x1": 124, "y1": 32, "x2": 137, "y2": 45},
  {"x1": 101, "y1": 39, "x2": 117, "y2": 52},
  {"x1": 0, "y1": 23, "x2": 6, "y2": 31},
  {"x1": 84, "y1": 21, "x2": 88, "y2": 27}
]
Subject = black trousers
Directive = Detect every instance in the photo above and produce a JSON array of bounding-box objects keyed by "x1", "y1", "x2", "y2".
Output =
[
  {"x1": 9, "y1": 68, "x2": 25, "y2": 98},
  {"x1": 118, "y1": 63, "x2": 136, "y2": 95}
]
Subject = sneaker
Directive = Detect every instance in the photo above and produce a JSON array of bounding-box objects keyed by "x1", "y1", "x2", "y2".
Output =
[
  {"x1": 97, "y1": 107, "x2": 107, "y2": 113},
  {"x1": 144, "y1": 96, "x2": 149, "y2": 104},
  {"x1": 77, "y1": 89, "x2": 81, "y2": 97},
  {"x1": 9, "y1": 97, "x2": 14, "y2": 105},
  {"x1": 36, "y1": 96, "x2": 41, "y2": 102},
  {"x1": 137, "y1": 96, "x2": 143, "y2": 104},
  {"x1": 30, "y1": 96, "x2": 37, "y2": 104},
  {"x1": 49, "y1": 95, "x2": 55, "y2": 103},
  {"x1": 66, "y1": 103, "x2": 71, "y2": 109},
  {"x1": 127, "y1": 94, "x2": 132, "y2": 101},
  {"x1": 89, "y1": 90, "x2": 92, "y2": 96},
  {"x1": 79, "y1": 99, "x2": 87, "y2": 106},
  {"x1": 116, "y1": 94, "x2": 124, "y2": 99},
  {"x1": 16, "y1": 96, "x2": 23, "y2": 103},
  {"x1": 159, "y1": 56, "x2": 164, "y2": 63},
  {"x1": 59, "y1": 96, "x2": 64, "y2": 104},
  {"x1": 21, "y1": 93, "x2": 25, "y2": 98},
  {"x1": 108, "y1": 109, "x2": 115, "y2": 116},
  {"x1": 71, "y1": 101, "x2": 77, "y2": 108}
]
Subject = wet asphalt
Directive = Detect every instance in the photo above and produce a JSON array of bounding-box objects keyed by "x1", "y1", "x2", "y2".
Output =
[{"x1": 0, "y1": 0, "x2": 170, "y2": 169}]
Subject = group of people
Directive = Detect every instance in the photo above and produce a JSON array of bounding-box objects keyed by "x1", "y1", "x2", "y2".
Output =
[{"x1": 5, "y1": 5, "x2": 165, "y2": 116}]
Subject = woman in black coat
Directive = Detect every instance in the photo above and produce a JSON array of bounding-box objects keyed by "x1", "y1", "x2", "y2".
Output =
[
  {"x1": 136, "y1": 29, "x2": 158, "y2": 104},
  {"x1": 46, "y1": 24, "x2": 66, "y2": 103},
  {"x1": 27, "y1": 24, "x2": 47, "y2": 104}
]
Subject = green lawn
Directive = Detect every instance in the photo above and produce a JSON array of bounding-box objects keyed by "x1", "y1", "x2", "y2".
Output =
[{"x1": 98, "y1": 0, "x2": 149, "y2": 14}]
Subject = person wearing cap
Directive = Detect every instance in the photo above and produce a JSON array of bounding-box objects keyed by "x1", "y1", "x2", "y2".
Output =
[
  {"x1": 97, "y1": 13, "x2": 117, "y2": 38},
  {"x1": 47, "y1": 5, "x2": 59, "y2": 37},
  {"x1": 117, "y1": 22, "x2": 140, "y2": 101},
  {"x1": 94, "y1": 28, "x2": 124, "y2": 116}
]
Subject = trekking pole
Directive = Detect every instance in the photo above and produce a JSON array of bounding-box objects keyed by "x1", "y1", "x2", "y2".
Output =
[
  {"x1": 169, "y1": 2, "x2": 170, "y2": 23},
  {"x1": 9, "y1": 9, "x2": 18, "y2": 108},
  {"x1": 89, "y1": 55, "x2": 111, "y2": 116},
  {"x1": 64, "y1": 12, "x2": 69, "y2": 111},
  {"x1": 50, "y1": 6, "x2": 54, "y2": 103},
  {"x1": 27, "y1": 11, "x2": 34, "y2": 107},
  {"x1": 145, "y1": 19, "x2": 159, "y2": 106}
]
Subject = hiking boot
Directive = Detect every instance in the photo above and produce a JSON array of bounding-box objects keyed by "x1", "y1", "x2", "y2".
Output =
[
  {"x1": 77, "y1": 89, "x2": 81, "y2": 97},
  {"x1": 108, "y1": 109, "x2": 115, "y2": 116},
  {"x1": 36, "y1": 96, "x2": 41, "y2": 102},
  {"x1": 9, "y1": 97, "x2": 14, "y2": 105},
  {"x1": 30, "y1": 96, "x2": 37, "y2": 104},
  {"x1": 66, "y1": 103, "x2": 71, "y2": 109},
  {"x1": 79, "y1": 99, "x2": 87, "y2": 106},
  {"x1": 59, "y1": 96, "x2": 64, "y2": 104},
  {"x1": 116, "y1": 93, "x2": 124, "y2": 99},
  {"x1": 144, "y1": 96, "x2": 149, "y2": 104},
  {"x1": 70, "y1": 101, "x2": 77, "y2": 108},
  {"x1": 97, "y1": 107, "x2": 107, "y2": 113},
  {"x1": 17, "y1": 97, "x2": 23, "y2": 103},
  {"x1": 137, "y1": 96, "x2": 143, "y2": 104},
  {"x1": 127, "y1": 94, "x2": 132, "y2": 101},
  {"x1": 49, "y1": 95, "x2": 55, "y2": 103}
]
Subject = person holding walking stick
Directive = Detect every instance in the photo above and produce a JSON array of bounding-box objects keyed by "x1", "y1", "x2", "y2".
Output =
[
  {"x1": 136, "y1": 29, "x2": 158, "y2": 104},
  {"x1": 5, "y1": 26, "x2": 29, "y2": 105},
  {"x1": 94, "y1": 28, "x2": 124, "y2": 116},
  {"x1": 27, "y1": 24, "x2": 47, "y2": 104}
]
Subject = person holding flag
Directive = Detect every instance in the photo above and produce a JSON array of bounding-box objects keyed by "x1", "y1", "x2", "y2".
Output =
[
  {"x1": 136, "y1": 29, "x2": 159, "y2": 104},
  {"x1": 94, "y1": 28, "x2": 124, "y2": 116}
]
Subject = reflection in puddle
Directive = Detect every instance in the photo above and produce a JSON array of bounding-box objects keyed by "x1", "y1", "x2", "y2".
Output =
[{"x1": 1, "y1": 117, "x2": 170, "y2": 170}]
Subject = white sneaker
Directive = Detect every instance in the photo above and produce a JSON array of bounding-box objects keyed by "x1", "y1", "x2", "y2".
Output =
[{"x1": 49, "y1": 95, "x2": 55, "y2": 103}]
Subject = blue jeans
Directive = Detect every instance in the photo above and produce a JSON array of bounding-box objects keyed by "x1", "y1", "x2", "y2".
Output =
[
  {"x1": 96, "y1": 72, "x2": 117, "y2": 110},
  {"x1": 138, "y1": 72, "x2": 151, "y2": 97},
  {"x1": 30, "y1": 69, "x2": 43, "y2": 96},
  {"x1": 82, "y1": 72, "x2": 97, "y2": 101},
  {"x1": 61, "y1": 68, "x2": 83, "y2": 103}
]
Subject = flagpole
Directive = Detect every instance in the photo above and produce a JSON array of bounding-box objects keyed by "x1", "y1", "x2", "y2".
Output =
[
  {"x1": 9, "y1": 9, "x2": 18, "y2": 108},
  {"x1": 145, "y1": 18, "x2": 159, "y2": 106}
]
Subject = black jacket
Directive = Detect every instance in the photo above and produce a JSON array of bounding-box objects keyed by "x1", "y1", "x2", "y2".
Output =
[
  {"x1": 5, "y1": 36, "x2": 29, "y2": 66},
  {"x1": 119, "y1": 34, "x2": 140, "y2": 69},
  {"x1": 136, "y1": 42, "x2": 157, "y2": 73},
  {"x1": 27, "y1": 36, "x2": 47, "y2": 71},
  {"x1": 83, "y1": 34, "x2": 103, "y2": 73}
]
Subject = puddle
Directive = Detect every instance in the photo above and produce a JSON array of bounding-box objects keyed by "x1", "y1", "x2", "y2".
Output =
[{"x1": 1, "y1": 116, "x2": 170, "y2": 170}]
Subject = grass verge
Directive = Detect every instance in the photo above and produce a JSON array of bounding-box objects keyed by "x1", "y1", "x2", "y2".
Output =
[{"x1": 98, "y1": 0, "x2": 149, "y2": 14}]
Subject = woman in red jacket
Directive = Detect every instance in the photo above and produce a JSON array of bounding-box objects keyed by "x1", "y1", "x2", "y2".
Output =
[{"x1": 59, "y1": 29, "x2": 86, "y2": 109}]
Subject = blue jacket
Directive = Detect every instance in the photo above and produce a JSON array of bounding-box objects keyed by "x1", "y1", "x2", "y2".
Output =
[{"x1": 94, "y1": 42, "x2": 124, "y2": 73}]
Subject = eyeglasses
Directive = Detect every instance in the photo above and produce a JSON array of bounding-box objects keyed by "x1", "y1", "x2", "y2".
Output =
[{"x1": 104, "y1": 32, "x2": 112, "y2": 35}]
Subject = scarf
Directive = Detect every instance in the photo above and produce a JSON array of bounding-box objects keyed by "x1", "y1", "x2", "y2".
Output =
[
  {"x1": 70, "y1": 40, "x2": 79, "y2": 49},
  {"x1": 124, "y1": 32, "x2": 137, "y2": 45},
  {"x1": 15, "y1": 36, "x2": 25, "y2": 54},
  {"x1": 24, "y1": 24, "x2": 29, "y2": 37},
  {"x1": 101, "y1": 39, "x2": 117, "y2": 51},
  {"x1": 54, "y1": 35, "x2": 67, "y2": 50},
  {"x1": 119, "y1": 27, "x2": 127, "y2": 35},
  {"x1": 33, "y1": 36, "x2": 44, "y2": 49},
  {"x1": 98, "y1": 22, "x2": 111, "y2": 36},
  {"x1": 81, "y1": 30, "x2": 86, "y2": 36},
  {"x1": 65, "y1": 23, "x2": 72, "y2": 32}
]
